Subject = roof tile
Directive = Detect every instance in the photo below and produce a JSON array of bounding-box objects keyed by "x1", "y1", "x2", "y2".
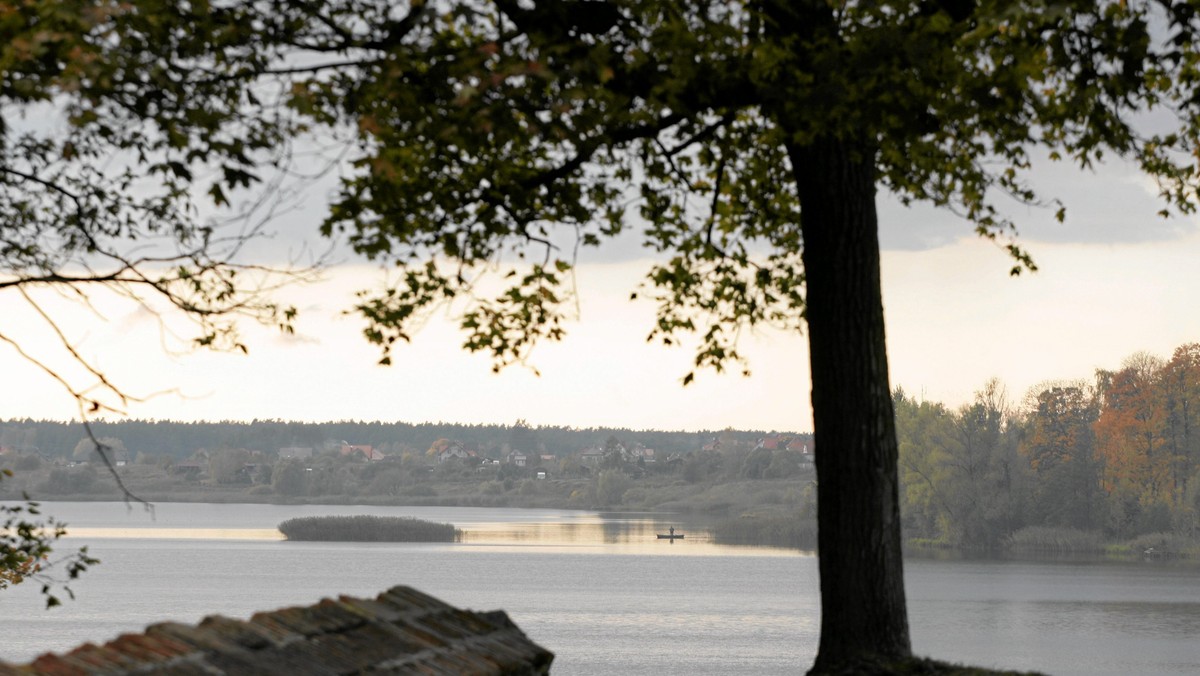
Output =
[{"x1": 2, "y1": 586, "x2": 552, "y2": 675}]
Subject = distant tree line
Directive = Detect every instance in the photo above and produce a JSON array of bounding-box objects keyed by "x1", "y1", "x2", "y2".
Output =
[
  {"x1": 0, "y1": 419, "x2": 782, "y2": 462},
  {"x1": 0, "y1": 423, "x2": 815, "y2": 520},
  {"x1": 898, "y1": 343, "x2": 1200, "y2": 552}
]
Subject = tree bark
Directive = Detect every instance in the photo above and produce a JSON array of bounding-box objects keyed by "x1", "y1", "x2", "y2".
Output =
[{"x1": 789, "y1": 136, "x2": 912, "y2": 672}]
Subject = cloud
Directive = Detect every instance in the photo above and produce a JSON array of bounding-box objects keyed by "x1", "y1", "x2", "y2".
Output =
[{"x1": 878, "y1": 153, "x2": 1200, "y2": 252}]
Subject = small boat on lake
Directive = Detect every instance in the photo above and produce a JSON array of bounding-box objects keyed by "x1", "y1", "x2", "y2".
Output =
[{"x1": 657, "y1": 526, "x2": 685, "y2": 540}]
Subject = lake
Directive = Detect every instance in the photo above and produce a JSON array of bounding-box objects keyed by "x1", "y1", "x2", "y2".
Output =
[{"x1": 1, "y1": 502, "x2": 1199, "y2": 675}]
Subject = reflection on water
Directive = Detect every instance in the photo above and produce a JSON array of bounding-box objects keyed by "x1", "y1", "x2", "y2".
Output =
[
  {"x1": 36, "y1": 502, "x2": 793, "y2": 556},
  {"x1": 459, "y1": 515, "x2": 712, "y2": 552},
  {"x1": 62, "y1": 528, "x2": 286, "y2": 540},
  {"x1": 459, "y1": 514, "x2": 655, "y2": 543},
  {"x1": 456, "y1": 517, "x2": 793, "y2": 556}
]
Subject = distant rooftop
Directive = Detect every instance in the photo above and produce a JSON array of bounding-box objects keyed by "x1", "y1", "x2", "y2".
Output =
[{"x1": 0, "y1": 585, "x2": 553, "y2": 675}]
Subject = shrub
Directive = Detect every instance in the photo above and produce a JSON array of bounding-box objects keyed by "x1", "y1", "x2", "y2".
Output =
[
  {"x1": 39, "y1": 467, "x2": 97, "y2": 495},
  {"x1": 712, "y1": 513, "x2": 816, "y2": 550},
  {"x1": 1119, "y1": 532, "x2": 1198, "y2": 558},
  {"x1": 13, "y1": 455, "x2": 40, "y2": 471},
  {"x1": 278, "y1": 516, "x2": 460, "y2": 542},
  {"x1": 596, "y1": 469, "x2": 631, "y2": 504},
  {"x1": 480, "y1": 480, "x2": 505, "y2": 495}
]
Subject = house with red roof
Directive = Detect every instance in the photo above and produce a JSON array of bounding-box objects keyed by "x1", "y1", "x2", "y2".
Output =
[{"x1": 340, "y1": 444, "x2": 383, "y2": 461}]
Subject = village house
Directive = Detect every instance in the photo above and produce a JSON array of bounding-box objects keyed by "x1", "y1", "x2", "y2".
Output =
[
  {"x1": 755, "y1": 435, "x2": 784, "y2": 451},
  {"x1": 436, "y1": 443, "x2": 474, "y2": 464},
  {"x1": 340, "y1": 444, "x2": 384, "y2": 461},
  {"x1": 579, "y1": 447, "x2": 605, "y2": 465},
  {"x1": 277, "y1": 446, "x2": 313, "y2": 460},
  {"x1": 755, "y1": 433, "x2": 814, "y2": 453},
  {"x1": 787, "y1": 437, "x2": 815, "y2": 462},
  {"x1": 752, "y1": 434, "x2": 816, "y2": 464},
  {"x1": 626, "y1": 444, "x2": 656, "y2": 462},
  {"x1": 170, "y1": 460, "x2": 204, "y2": 480},
  {"x1": 507, "y1": 451, "x2": 527, "y2": 467}
]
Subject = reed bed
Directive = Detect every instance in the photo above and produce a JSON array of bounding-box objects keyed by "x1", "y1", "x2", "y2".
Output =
[{"x1": 278, "y1": 515, "x2": 461, "y2": 542}]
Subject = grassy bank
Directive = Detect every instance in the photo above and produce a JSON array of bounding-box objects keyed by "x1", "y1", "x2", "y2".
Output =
[{"x1": 278, "y1": 515, "x2": 460, "y2": 542}]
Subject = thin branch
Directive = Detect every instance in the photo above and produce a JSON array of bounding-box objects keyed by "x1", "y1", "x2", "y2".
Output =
[
  {"x1": 361, "y1": 2, "x2": 430, "y2": 51},
  {"x1": 0, "y1": 168, "x2": 84, "y2": 207},
  {"x1": 0, "y1": 331, "x2": 124, "y2": 417},
  {"x1": 521, "y1": 222, "x2": 556, "y2": 266},
  {"x1": 0, "y1": 270, "x2": 147, "y2": 290},
  {"x1": 654, "y1": 137, "x2": 694, "y2": 190},
  {"x1": 662, "y1": 112, "x2": 735, "y2": 158},
  {"x1": 190, "y1": 59, "x2": 377, "y2": 85},
  {"x1": 77, "y1": 418, "x2": 154, "y2": 514},
  {"x1": 285, "y1": 0, "x2": 357, "y2": 44},
  {"x1": 16, "y1": 287, "x2": 128, "y2": 409},
  {"x1": 518, "y1": 113, "x2": 686, "y2": 192},
  {"x1": 704, "y1": 152, "x2": 730, "y2": 257}
]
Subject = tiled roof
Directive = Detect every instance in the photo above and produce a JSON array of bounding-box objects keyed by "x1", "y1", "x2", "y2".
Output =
[{"x1": 0, "y1": 586, "x2": 553, "y2": 675}]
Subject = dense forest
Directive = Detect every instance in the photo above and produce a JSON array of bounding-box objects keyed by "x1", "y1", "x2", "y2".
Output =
[
  {"x1": 898, "y1": 343, "x2": 1200, "y2": 554},
  {"x1": 0, "y1": 419, "x2": 779, "y2": 462}
]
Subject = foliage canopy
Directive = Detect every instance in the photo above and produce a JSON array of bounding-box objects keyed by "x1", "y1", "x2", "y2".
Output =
[{"x1": 6, "y1": 1, "x2": 1200, "y2": 376}]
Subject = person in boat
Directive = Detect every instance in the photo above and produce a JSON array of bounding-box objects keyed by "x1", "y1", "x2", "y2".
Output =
[{"x1": 669, "y1": 526, "x2": 675, "y2": 537}]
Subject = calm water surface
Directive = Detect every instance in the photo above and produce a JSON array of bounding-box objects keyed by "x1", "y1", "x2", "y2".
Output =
[{"x1": 1, "y1": 502, "x2": 1199, "y2": 675}]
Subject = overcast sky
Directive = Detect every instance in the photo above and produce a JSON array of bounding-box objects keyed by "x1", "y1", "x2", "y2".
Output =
[{"x1": 3, "y1": 151, "x2": 1199, "y2": 433}]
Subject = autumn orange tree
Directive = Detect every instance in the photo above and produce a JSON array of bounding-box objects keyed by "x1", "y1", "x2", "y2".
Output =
[
  {"x1": 1095, "y1": 354, "x2": 1171, "y2": 501},
  {"x1": 1162, "y1": 344, "x2": 1200, "y2": 502},
  {"x1": 1090, "y1": 344, "x2": 1200, "y2": 533}
]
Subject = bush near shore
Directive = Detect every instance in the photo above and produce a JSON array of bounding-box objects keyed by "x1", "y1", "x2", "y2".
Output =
[
  {"x1": 712, "y1": 511, "x2": 817, "y2": 550},
  {"x1": 278, "y1": 515, "x2": 460, "y2": 542},
  {"x1": 1006, "y1": 526, "x2": 1200, "y2": 559}
]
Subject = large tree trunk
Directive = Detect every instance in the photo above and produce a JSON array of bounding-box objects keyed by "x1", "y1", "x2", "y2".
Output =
[{"x1": 789, "y1": 136, "x2": 912, "y2": 673}]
